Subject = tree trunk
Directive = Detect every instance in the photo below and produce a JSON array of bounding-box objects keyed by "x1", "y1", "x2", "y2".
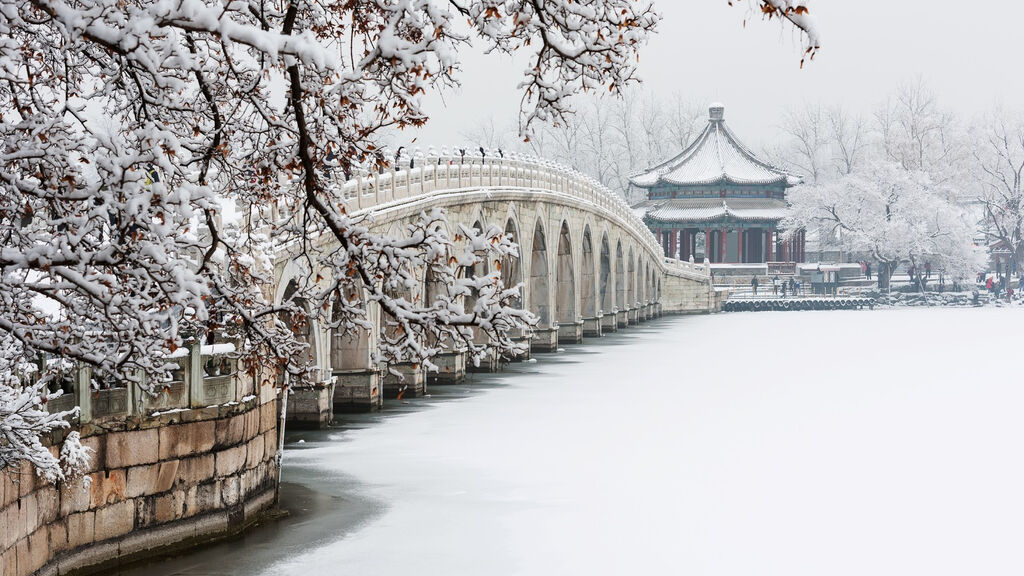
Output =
[
  {"x1": 274, "y1": 373, "x2": 289, "y2": 505},
  {"x1": 877, "y1": 261, "x2": 898, "y2": 293}
]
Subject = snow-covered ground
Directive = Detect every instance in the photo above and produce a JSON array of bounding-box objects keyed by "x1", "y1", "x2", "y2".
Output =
[{"x1": 129, "y1": 308, "x2": 1024, "y2": 576}]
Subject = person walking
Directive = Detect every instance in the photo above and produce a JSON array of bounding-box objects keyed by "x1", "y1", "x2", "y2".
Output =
[
  {"x1": 751, "y1": 275, "x2": 759, "y2": 296},
  {"x1": 925, "y1": 261, "x2": 932, "y2": 280},
  {"x1": 865, "y1": 262, "x2": 872, "y2": 280},
  {"x1": 772, "y1": 275, "x2": 779, "y2": 296}
]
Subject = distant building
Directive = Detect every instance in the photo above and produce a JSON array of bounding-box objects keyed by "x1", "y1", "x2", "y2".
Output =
[{"x1": 631, "y1": 104, "x2": 805, "y2": 264}]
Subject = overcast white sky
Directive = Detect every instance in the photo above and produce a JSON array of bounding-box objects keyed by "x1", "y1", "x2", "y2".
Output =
[{"x1": 403, "y1": 1, "x2": 1024, "y2": 152}]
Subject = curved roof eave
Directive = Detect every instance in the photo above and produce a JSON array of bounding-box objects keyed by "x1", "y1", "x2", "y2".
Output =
[{"x1": 629, "y1": 105, "x2": 802, "y2": 189}]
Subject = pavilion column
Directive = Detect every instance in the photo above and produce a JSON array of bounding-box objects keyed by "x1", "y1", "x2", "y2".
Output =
[
  {"x1": 670, "y1": 229, "x2": 678, "y2": 260},
  {"x1": 704, "y1": 227, "x2": 712, "y2": 261},
  {"x1": 800, "y1": 230, "x2": 806, "y2": 262},
  {"x1": 719, "y1": 229, "x2": 727, "y2": 264},
  {"x1": 737, "y1": 228, "x2": 744, "y2": 264}
]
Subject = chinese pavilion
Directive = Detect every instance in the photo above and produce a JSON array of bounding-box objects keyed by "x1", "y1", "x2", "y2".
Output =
[{"x1": 631, "y1": 104, "x2": 805, "y2": 264}]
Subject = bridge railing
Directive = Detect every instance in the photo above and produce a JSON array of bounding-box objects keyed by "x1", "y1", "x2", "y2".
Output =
[
  {"x1": 323, "y1": 151, "x2": 664, "y2": 263},
  {"x1": 40, "y1": 340, "x2": 249, "y2": 423}
]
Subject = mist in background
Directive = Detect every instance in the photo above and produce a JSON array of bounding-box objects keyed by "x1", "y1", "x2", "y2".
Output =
[{"x1": 401, "y1": 1, "x2": 1024, "y2": 154}]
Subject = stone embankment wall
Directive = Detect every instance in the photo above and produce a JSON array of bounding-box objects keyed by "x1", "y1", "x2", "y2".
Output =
[
  {"x1": 660, "y1": 271, "x2": 725, "y2": 314},
  {"x1": 0, "y1": 392, "x2": 279, "y2": 576}
]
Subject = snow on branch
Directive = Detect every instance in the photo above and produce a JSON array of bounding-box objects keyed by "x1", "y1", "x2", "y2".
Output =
[{"x1": 734, "y1": 0, "x2": 820, "y2": 66}]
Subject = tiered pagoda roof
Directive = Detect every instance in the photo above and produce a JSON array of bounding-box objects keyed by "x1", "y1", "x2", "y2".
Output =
[{"x1": 630, "y1": 104, "x2": 801, "y2": 189}]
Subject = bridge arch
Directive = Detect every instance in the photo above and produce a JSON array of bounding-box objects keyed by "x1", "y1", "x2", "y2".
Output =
[
  {"x1": 643, "y1": 261, "x2": 651, "y2": 304},
  {"x1": 529, "y1": 217, "x2": 552, "y2": 327},
  {"x1": 330, "y1": 282, "x2": 375, "y2": 372},
  {"x1": 627, "y1": 247, "x2": 636, "y2": 310},
  {"x1": 580, "y1": 225, "x2": 597, "y2": 319},
  {"x1": 599, "y1": 233, "x2": 612, "y2": 315},
  {"x1": 637, "y1": 257, "x2": 645, "y2": 304},
  {"x1": 615, "y1": 240, "x2": 625, "y2": 312},
  {"x1": 280, "y1": 278, "x2": 320, "y2": 372},
  {"x1": 555, "y1": 220, "x2": 576, "y2": 326},
  {"x1": 501, "y1": 215, "x2": 523, "y2": 309}
]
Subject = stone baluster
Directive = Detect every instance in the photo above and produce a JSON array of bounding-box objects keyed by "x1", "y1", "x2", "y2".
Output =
[
  {"x1": 76, "y1": 363, "x2": 92, "y2": 423},
  {"x1": 188, "y1": 340, "x2": 203, "y2": 408}
]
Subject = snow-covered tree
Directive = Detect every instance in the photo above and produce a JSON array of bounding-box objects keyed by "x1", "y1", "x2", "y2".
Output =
[
  {"x1": 1, "y1": 0, "x2": 670, "y2": 480},
  {"x1": 875, "y1": 80, "x2": 970, "y2": 199},
  {"x1": 1, "y1": 336, "x2": 90, "y2": 483},
  {"x1": 1, "y1": 0, "x2": 821, "y2": 481},
  {"x1": 785, "y1": 158, "x2": 983, "y2": 289},
  {"x1": 970, "y1": 109, "x2": 1024, "y2": 272}
]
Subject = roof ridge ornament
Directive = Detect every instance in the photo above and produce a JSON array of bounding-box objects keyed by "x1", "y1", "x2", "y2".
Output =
[{"x1": 709, "y1": 103, "x2": 725, "y2": 122}]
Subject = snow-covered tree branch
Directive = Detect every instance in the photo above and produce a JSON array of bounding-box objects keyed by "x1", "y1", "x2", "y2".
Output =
[{"x1": 1, "y1": 0, "x2": 667, "y2": 480}]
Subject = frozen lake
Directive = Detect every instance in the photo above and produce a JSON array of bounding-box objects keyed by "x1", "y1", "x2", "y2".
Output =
[{"x1": 121, "y1": 308, "x2": 1024, "y2": 576}]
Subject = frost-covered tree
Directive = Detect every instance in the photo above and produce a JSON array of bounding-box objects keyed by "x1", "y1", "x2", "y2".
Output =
[
  {"x1": 971, "y1": 110, "x2": 1024, "y2": 272},
  {"x1": 1, "y1": 0, "x2": 821, "y2": 480},
  {"x1": 875, "y1": 80, "x2": 970, "y2": 199},
  {"x1": 786, "y1": 159, "x2": 983, "y2": 289},
  {"x1": 1, "y1": 335, "x2": 90, "y2": 484},
  {"x1": 1, "y1": 0, "x2": 672, "y2": 480}
]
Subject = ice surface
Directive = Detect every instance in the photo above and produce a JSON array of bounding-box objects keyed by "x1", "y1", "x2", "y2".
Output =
[
  {"x1": 270, "y1": 308, "x2": 1024, "y2": 576},
  {"x1": 164, "y1": 308, "x2": 1024, "y2": 576}
]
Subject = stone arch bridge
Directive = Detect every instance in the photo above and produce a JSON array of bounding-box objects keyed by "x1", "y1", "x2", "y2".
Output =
[{"x1": 272, "y1": 153, "x2": 723, "y2": 426}]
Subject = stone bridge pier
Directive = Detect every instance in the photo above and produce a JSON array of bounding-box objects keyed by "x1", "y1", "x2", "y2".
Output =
[{"x1": 271, "y1": 153, "x2": 725, "y2": 427}]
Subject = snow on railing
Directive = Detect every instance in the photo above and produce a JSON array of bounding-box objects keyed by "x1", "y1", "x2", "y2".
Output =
[
  {"x1": 65, "y1": 340, "x2": 245, "y2": 422},
  {"x1": 274, "y1": 148, "x2": 666, "y2": 264}
]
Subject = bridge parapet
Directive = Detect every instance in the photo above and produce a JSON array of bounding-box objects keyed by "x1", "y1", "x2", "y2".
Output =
[{"x1": 315, "y1": 151, "x2": 662, "y2": 263}]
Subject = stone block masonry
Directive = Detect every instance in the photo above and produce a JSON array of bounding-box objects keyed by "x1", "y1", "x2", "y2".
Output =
[{"x1": 0, "y1": 394, "x2": 279, "y2": 576}]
